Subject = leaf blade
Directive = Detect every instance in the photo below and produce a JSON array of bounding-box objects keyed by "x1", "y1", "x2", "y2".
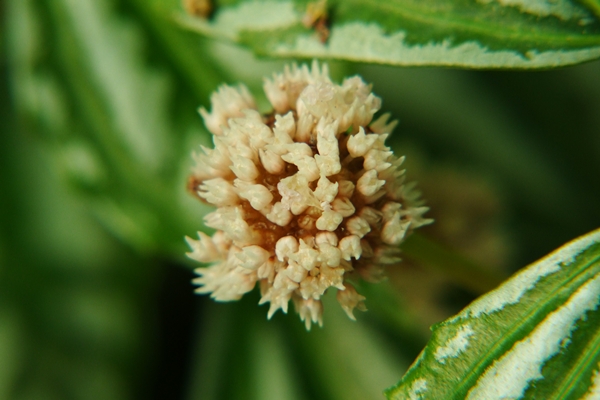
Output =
[
  {"x1": 386, "y1": 228, "x2": 600, "y2": 399},
  {"x1": 176, "y1": 0, "x2": 600, "y2": 68}
]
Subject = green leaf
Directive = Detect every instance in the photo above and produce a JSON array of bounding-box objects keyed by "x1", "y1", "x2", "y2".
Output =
[
  {"x1": 386, "y1": 228, "x2": 600, "y2": 400},
  {"x1": 7, "y1": 0, "x2": 229, "y2": 254},
  {"x1": 176, "y1": 0, "x2": 600, "y2": 69}
]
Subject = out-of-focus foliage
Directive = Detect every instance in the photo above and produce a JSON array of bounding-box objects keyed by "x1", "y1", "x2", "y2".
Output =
[
  {"x1": 2, "y1": 0, "x2": 600, "y2": 399},
  {"x1": 0, "y1": 58, "x2": 156, "y2": 400},
  {"x1": 6, "y1": 0, "x2": 224, "y2": 255}
]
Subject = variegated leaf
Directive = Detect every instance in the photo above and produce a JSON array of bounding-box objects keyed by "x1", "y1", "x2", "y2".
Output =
[
  {"x1": 386, "y1": 228, "x2": 600, "y2": 399},
  {"x1": 176, "y1": 0, "x2": 600, "y2": 69},
  {"x1": 8, "y1": 0, "x2": 227, "y2": 252}
]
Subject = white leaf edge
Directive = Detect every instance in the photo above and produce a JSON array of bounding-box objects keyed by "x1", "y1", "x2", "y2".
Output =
[
  {"x1": 390, "y1": 228, "x2": 600, "y2": 400},
  {"x1": 177, "y1": 0, "x2": 600, "y2": 69}
]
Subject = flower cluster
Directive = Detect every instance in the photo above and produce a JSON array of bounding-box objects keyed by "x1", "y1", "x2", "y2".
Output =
[{"x1": 186, "y1": 62, "x2": 431, "y2": 329}]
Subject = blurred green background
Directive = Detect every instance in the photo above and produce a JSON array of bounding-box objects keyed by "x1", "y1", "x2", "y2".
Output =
[{"x1": 1, "y1": 0, "x2": 599, "y2": 399}]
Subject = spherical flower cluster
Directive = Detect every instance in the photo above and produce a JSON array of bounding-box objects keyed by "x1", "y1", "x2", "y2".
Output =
[{"x1": 186, "y1": 61, "x2": 431, "y2": 329}]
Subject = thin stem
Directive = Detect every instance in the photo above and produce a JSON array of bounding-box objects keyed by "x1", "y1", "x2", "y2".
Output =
[{"x1": 401, "y1": 233, "x2": 508, "y2": 294}]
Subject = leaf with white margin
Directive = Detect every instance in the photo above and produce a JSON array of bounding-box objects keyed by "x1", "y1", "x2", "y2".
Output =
[
  {"x1": 386, "y1": 228, "x2": 600, "y2": 400},
  {"x1": 176, "y1": 0, "x2": 600, "y2": 69}
]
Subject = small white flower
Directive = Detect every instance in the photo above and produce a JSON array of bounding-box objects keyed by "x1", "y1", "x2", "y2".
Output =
[
  {"x1": 186, "y1": 61, "x2": 432, "y2": 329},
  {"x1": 199, "y1": 85, "x2": 256, "y2": 136},
  {"x1": 346, "y1": 216, "x2": 371, "y2": 238}
]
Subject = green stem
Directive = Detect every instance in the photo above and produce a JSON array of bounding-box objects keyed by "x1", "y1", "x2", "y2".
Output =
[{"x1": 401, "y1": 233, "x2": 508, "y2": 294}]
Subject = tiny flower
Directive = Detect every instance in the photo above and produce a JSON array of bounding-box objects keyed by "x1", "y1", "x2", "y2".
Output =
[{"x1": 186, "y1": 61, "x2": 432, "y2": 329}]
